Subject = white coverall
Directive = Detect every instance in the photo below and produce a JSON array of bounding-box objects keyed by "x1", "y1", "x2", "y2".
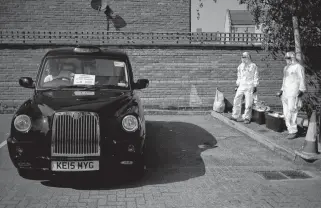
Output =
[
  {"x1": 232, "y1": 62, "x2": 259, "y2": 120},
  {"x1": 281, "y1": 63, "x2": 306, "y2": 134}
]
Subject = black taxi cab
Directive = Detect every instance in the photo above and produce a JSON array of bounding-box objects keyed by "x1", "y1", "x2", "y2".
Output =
[{"x1": 7, "y1": 45, "x2": 149, "y2": 179}]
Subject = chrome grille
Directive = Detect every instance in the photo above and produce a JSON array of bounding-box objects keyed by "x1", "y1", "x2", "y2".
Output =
[{"x1": 51, "y1": 111, "x2": 100, "y2": 156}]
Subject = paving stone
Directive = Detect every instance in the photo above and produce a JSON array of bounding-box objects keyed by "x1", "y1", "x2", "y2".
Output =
[
  {"x1": 98, "y1": 199, "x2": 107, "y2": 206},
  {"x1": 89, "y1": 195, "x2": 107, "y2": 199},
  {"x1": 66, "y1": 202, "x2": 87, "y2": 207},
  {"x1": 117, "y1": 197, "x2": 135, "y2": 202},
  {"x1": 0, "y1": 200, "x2": 20, "y2": 205},
  {"x1": 126, "y1": 201, "x2": 137, "y2": 208},
  {"x1": 26, "y1": 204, "x2": 47, "y2": 208},
  {"x1": 135, "y1": 198, "x2": 145, "y2": 205},
  {"x1": 105, "y1": 202, "x2": 126, "y2": 206},
  {"x1": 125, "y1": 194, "x2": 144, "y2": 198},
  {"x1": 57, "y1": 200, "x2": 68, "y2": 206},
  {"x1": 78, "y1": 198, "x2": 97, "y2": 203},
  {"x1": 80, "y1": 192, "x2": 89, "y2": 199},
  {"x1": 98, "y1": 206, "x2": 117, "y2": 208},
  {"x1": 107, "y1": 195, "x2": 117, "y2": 202},
  {"x1": 116, "y1": 191, "x2": 126, "y2": 198}
]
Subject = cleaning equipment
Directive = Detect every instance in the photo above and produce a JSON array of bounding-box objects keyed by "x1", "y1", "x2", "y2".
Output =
[
  {"x1": 265, "y1": 112, "x2": 286, "y2": 132},
  {"x1": 252, "y1": 100, "x2": 271, "y2": 125},
  {"x1": 213, "y1": 88, "x2": 225, "y2": 113},
  {"x1": 295, "y1": 110, "x2": 320, "y2": 160}
]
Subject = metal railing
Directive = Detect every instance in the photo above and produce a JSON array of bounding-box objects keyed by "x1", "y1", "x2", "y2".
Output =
[{"x1": 0, "y1": 30, "x2": 263, "y2": 46}]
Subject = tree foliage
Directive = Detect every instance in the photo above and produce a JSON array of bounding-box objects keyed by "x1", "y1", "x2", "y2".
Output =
[{"x1": 239, "y1": 0, "x2": 321, "y2": 51}]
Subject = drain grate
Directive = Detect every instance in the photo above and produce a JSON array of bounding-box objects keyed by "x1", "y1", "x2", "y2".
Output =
[
  {"x1": 255, "y1": 171, "x2": 288, "y2": 180},
  {"x1": 255, "y1": 170, "x2": 313, "y2": 180},
  {"x1": 280, "y1": 170, "x2": 312, "y2": 179}
]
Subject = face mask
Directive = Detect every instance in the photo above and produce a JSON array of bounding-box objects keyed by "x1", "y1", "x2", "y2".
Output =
[{"x1": 242, "y1": 54, "x2": 251, "y2": 63}]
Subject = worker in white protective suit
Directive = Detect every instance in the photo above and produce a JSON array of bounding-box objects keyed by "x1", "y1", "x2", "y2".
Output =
[
  {"x1": 230, "y1": 52, "x2": 259, "y2": 124},
  {"x1": 277, "y1": 52, "x2": 306, "y2": 139}
]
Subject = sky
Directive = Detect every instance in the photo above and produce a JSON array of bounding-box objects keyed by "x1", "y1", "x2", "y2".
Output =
[{"x1": 191, "y1": 0, "x2": 248, "y2": 32}]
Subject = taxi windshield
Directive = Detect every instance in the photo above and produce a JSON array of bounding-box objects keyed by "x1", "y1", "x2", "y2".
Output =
[{"x1": 38, "y1": 56, "x2": 129, "y2": 89}]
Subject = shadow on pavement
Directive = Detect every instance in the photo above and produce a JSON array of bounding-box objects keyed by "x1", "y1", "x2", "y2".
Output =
[
  {"x1": 40, "y1": 120, "x2": 218, "y2": 190},
  {"x1": 0, "y1": 114, "x2": 12, "y2": 144}
]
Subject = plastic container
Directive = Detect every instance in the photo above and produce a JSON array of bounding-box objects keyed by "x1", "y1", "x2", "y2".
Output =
[
  {"x1": 265, "y1": 112, "x2": 286, "y2": 132},
  {"x1": 252, "y1": 109, "x2": 266, "y2": 125}
]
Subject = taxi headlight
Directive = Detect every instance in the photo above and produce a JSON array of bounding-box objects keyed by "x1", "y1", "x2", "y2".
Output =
[
  {"x1": 122, "y1": 115, "x2": 138, "y2": 132},
  {"x1": 14, "y1": 115, "x2": 32, "y2": 133}
]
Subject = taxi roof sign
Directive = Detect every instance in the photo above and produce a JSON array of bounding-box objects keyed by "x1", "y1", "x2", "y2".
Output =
[{"x1": 73, "y1": 46, "x2": 101, "y2": 53}]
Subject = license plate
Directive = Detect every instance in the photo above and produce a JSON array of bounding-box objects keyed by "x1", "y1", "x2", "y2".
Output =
[{"x1": 51, "y1": 161, "x2": 99, "y2": 171}]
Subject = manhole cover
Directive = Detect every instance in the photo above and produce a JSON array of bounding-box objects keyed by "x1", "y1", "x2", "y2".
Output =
[
  {"x1": 280, "y1": 170, "x2": 312, "y2": 179},
  {"x1": 255, "y1": 171, "x2": 288, "y2": 180}
]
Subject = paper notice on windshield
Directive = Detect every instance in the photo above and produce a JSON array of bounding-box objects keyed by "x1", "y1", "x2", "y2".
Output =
[
  {"x1": 74, "y1": 91, "x2": 95, "y2": 96},
  {"x1": 114, "y1": 61, "x2": 125, "y2": 67},
  {"x1": 73, "y1": 74, "x2": 95, "y2": 85}
]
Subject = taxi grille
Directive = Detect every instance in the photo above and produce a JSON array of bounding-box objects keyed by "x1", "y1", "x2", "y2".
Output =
[{"x1": 51, "y1": 111, "x2": 100, "y2": 156}]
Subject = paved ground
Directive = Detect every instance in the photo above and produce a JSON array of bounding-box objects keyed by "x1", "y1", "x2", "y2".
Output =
[
  {"x1": 211, "y1": 111, "x2": 321, "y2": 169},
  {"x1": 1, "y1": 114, "x2": 321, "y2": 208},
  {"x1": 0, "y1": 114, "x2": 11, "y2": 145}
]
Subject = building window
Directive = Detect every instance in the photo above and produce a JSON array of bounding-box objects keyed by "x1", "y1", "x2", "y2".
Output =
[
  {"x1": 231, "y1": 26, "x2": 255, "y2": 33},
  {"x1": 246, "y1": 27, "x2": 255, "y2": 33}
]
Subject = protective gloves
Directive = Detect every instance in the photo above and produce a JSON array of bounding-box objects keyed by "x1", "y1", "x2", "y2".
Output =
[
  {"x1": 276, "y1": 91, "x2": 283, "y2": 97},
  {"x1": 253, "y1": 87, "x2": 257, "y2": 93},
  {"x1": 298, "y1": 90, "x2": 304, "y2": 98}
]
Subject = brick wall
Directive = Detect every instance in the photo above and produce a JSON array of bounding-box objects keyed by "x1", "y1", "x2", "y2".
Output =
[
  {"x1": 0, "y1": 45, "x2": 288, "y2": 113},
  {"x1": 0, "y1": 0, "x2": 291, "y2": 113},
  {"x1": 0, "y1": 0, "x2": 190, "y2": 32}
]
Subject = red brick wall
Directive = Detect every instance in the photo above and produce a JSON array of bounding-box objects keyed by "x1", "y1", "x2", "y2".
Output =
[
  {"x1": 0, "y1": 0, "x2": 190, "y2": 32},
  {"x1": 0, "y1": 46, "x2": 287, "y2": 113}
]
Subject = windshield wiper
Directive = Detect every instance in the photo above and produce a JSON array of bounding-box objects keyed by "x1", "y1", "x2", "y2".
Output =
[
  {"x1": 80, "y1": 84, "x2": 128, "y2": 89},
  {"x1": 97, "y1": 84, "x2": 127, "y2": 89},
  {"x1": 60, "y1": 85, "x2": 94, "y2": 89},
  {"x1": 39, "y1": 85, "x2": 95, "y2": 91},
  {"x1": 61, "y1": 85, "x2": 108, "y2": 91},
  {"x1": 39, "y1": 84, "x2": 127, "y2": 91}
]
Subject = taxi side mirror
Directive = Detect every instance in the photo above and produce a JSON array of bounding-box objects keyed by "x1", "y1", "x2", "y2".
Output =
[
  {"x1": 19, "y1": 77, "x2": 35, "y2": 89},
  {"x1": 134, "y1": 79, "x2": 149, "y2": 89}
]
